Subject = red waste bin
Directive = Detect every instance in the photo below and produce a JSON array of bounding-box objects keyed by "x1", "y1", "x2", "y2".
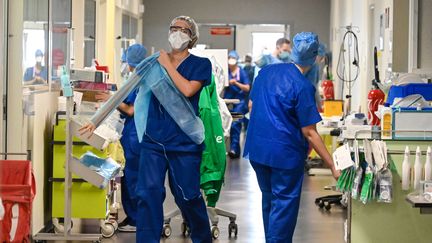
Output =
[{"x1": 0, "y1": 160, "x2": 36, "y2": 243}]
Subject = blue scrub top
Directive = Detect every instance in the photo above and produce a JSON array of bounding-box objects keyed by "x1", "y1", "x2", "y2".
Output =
[
  {"x1": 23, "y1": 66, "x2": 48, "y2": 83},
  {"x1": 224, "y1": 67, "x2": 250, "y2": 101},
  {"x1": 244, "y1": 63, "x2": 322, "y2": 170},
  {"x1": 141, "y1": 54, "x2": 212, "y2": 152},
  {"x1": 120, "y1": 88, "x2": 140, "y2": 155}
]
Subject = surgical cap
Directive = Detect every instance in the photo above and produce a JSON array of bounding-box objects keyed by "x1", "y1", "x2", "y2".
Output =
[
  {"x1": 318, "y1": 43, "x2": 326, "y2": 57},
  {"x1": 228, "y1": 50, "x2": 239, "y2": 60},
  {"x1": 35, "y1": 49, "x2": 44, "y2": 57},
  {"x1": 170, "y1": 16, "x2": 199, "y2": 48},
  {"x1": 126, "y1": 44, "x2": 147, "y2": 68},
  {"x1": 290, "y1": 32, "x2": 319, "y2": 67}
]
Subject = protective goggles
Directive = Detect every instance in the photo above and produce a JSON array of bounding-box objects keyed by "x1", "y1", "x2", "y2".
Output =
[{"x1": 169, "y1": 25, "x2": 192, "y2": 36}]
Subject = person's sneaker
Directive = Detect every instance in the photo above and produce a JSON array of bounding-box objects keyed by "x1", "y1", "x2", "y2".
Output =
[
  {"x1": 118, "y1": 224, "x2": 136, "y2": 232},
  {"x1": 228, "y1": 150, "x2": 240, "y2": 159},
  {"x1": 117, "y1": 219, "x2": 129, "y2": 228}
]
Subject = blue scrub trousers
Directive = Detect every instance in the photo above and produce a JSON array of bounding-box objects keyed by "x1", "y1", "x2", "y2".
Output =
[
  {"x1": 121, "y1": 144, "x2": 139, "y2": 226},
  {"x1": 136, "y1": 146, "x2": 211, "y2": 243},
  {"x1": 230, "y1": 102, "x2": 247, "y2": 155},
  {"x1": 251, "y1": 161, "x2": 304, "y2": 243}
]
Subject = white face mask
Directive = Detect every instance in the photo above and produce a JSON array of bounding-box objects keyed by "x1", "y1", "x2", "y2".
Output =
[
  {"x1": 35, "y1": 56, "x2": 43, "y2": 63},
  {"x1": 228, "y1": 58, "x2": 237, "y2": 65},
  {"x1": 168, "y1": 31, "x2": 191, "y2": 51}
]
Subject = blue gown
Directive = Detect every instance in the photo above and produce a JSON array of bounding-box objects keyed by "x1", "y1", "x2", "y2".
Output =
[
  {"x1": 119, "y1": 89, "x2": 140, "y2": 226},
  {"x1": 223, "y1": 67, "x2": 250, "y2": 156},
  {"x1": 244, "y1": 63, "x2": 321, "y2": 243},
  {"x1": 135, "y1": 54, "x2": 212, "y2": 243}
]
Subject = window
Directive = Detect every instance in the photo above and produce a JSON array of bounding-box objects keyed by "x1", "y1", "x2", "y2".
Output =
[
  {"x1": 251, "y1": 32, "x2": 284, "y2": 58},
  {"x1": 122, "y1": 14, "x2": 138, "y2": 39},
  {"x1": 121, "y1": 13, "x2": 139, "y2": 57},
  {"x1": 21, "y1": 0, "x2": 71, "y2": 115},
  {"x1": 84, "y1": 0, "x2": 96, "y2": 67}
]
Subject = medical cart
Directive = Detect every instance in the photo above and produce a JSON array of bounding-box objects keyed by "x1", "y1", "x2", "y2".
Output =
[{"x1": 49, "y1": 112, "x2": 119, "y2": 238}]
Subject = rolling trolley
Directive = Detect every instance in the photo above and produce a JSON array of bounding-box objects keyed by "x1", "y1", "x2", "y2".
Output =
[{"x1": 0, "y1": 152, "x2": 35, "y2": 243}]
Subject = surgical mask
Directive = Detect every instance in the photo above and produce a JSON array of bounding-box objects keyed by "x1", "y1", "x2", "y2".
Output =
[
  {"x1": 228, "y1": 58, "x2": 237, "y2": 65},
  {"x1": 279, "y1": 51, "x2": 290, "y2": 60},
  {"x1": 168, "y1": 31, "x2": 191, "y2": 51},
  {"x1": 123, "y1": 71, "x2": 131, "y2": 81}
]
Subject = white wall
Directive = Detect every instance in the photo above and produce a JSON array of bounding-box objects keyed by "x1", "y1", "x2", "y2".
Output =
[
  {"x1": 330, "y1": 0, "x2": 393, "y2": 113},
  {"x1": 31, "y1": 92, "x2": 59, "y2": 234},
  {"x1": 141, "y1": 0, "x2": 331, "y2": 52},
  {"x1": 7, "y1": 0, "x2": 25, "y2": 154}
]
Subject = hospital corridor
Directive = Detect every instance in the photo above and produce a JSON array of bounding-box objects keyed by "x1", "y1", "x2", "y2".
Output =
[
  {"x1": 1, "y1": 0, "x2": 432, "y2": 243},
  {"x1": 88, "y1": 153, "x2": 345, "y2": 243}
]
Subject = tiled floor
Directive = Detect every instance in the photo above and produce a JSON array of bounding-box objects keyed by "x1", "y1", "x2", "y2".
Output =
[{"x1": 45, "y1": 155, "x2": 345, "y2": 243}]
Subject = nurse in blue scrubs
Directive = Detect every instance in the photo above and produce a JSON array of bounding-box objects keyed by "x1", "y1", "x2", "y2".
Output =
[
  {"x1": 244, "y1": 32, "x2": 340, "y2": 243},
  {"x1": 135, "y1": 16, "x2": 212, "y2": 243},
  {"x1": 224, "y1": 50, "x2": 250, "y2": 158},
  {"x1": 95, "y1": 44, "x2": 147, "y2": 232}
]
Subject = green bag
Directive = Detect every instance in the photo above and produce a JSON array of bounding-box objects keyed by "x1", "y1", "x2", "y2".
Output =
[{"x1": 199, "y1": 75, "x2": 227, "y2": 207}]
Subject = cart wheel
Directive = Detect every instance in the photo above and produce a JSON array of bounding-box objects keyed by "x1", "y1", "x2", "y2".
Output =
[
  {"x1": 325, "y1": 204, "x2": 332, "y2": 211},
  {"x1": 109, "y1": 219, "x2": 118, "y2": 231},
  {"x1": 181, "y1": 222, "x2": 190, "y2": 236},
  {"x1": 101, "y1": 222, "x2": 116, "y2": 238},
  {"x1": 211, "y1": 225, "x2": 220, "y2": 239},
  {"x1": 314, "y1": 199, "x2": 322, "y2": 206},
  {"x1": 318, "y1": 201, "x2": 325, "y2": 208},
  {"x1": 53, "y1": 219, "x2": 73, "y2": 234},
  {"x1": 162, "y1": 224, "x2": 171, "y2": 238},
  {"x1": 228, "y1": 222, "x2": 238, "y2": 237}
]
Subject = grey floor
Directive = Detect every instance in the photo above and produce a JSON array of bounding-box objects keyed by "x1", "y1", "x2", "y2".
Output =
[{"x1": 47, "y1": 156, "x2": 345, "y2": 243}]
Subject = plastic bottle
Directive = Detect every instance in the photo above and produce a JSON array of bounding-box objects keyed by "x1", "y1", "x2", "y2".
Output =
[
  {"x1": 402, "y1": 146, "x2": 411, "y2": 191},
  {"x1": 413, "y1": 146, "x2": 423, "y2": 190},
  {"x1": 425, "y1": 146, "x2": 432, "y2": 181},
  {"x1": 380, "y1": 105, "x2": 392, "y2": 139}
]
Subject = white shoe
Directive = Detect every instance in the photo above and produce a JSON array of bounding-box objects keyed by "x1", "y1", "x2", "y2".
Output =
[{"x1": 118, "y1": 224, "x2": 136, "y2": 232}]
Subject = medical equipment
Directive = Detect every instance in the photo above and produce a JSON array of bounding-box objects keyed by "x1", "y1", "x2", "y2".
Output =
[
  {"x1": 340, "y1": 113, "x2": 372, "y2": 139},
  {"x1": 392, "y1": 109, "x2": 432, "y2": 140},
  {"x1": 387, "y1": 83, "x2": 432, "y2": 105},
  {"x1": 70, "y1": 68, "x2": 106, "y2": 83},
  {"x1": 73, "y1": 81, "x2": 117, "y2": 91},
  {"x1": 49, "y1": 113, "x2": 120, "y2": 238},
  {"x1": 70, "y1": 152, "x2": 121, "y2": 189},
  {"x1": 380, "y1": 106, "x2": 392, "y2": 139},
  {"x1": 323, "y1": 100, "x2": 343, "y2": 117},
  {"x1": 392, "y1": 94, "x2": 430, "y2": 109},
  {"x1": 33, "y1": 29, "x2": 105, "y2": 242},
  {"x1": 367, "y1": 47, "x2": 385, "y2": 126},
  {"x1": 360, "y1": 166, "x2": 374, "y2": 204},
  {"x1": 377, "y1": 169, "x2": 393, "y2": 203},
  {"x1": 402, "y1": 146, "x2": 411, "y2": 191},
  {"x1": 414, "y1": 147, "x2": 423, "y2": 190},
  {"x1": 322, "y1": 55, "x2": 335, "y2": 100},
  {"x1": 425, "y1": 147, "x2": 432, "y2": 181},
  {"x1": 336, "y1": 25, "x2": 360, "y2": 110}
]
